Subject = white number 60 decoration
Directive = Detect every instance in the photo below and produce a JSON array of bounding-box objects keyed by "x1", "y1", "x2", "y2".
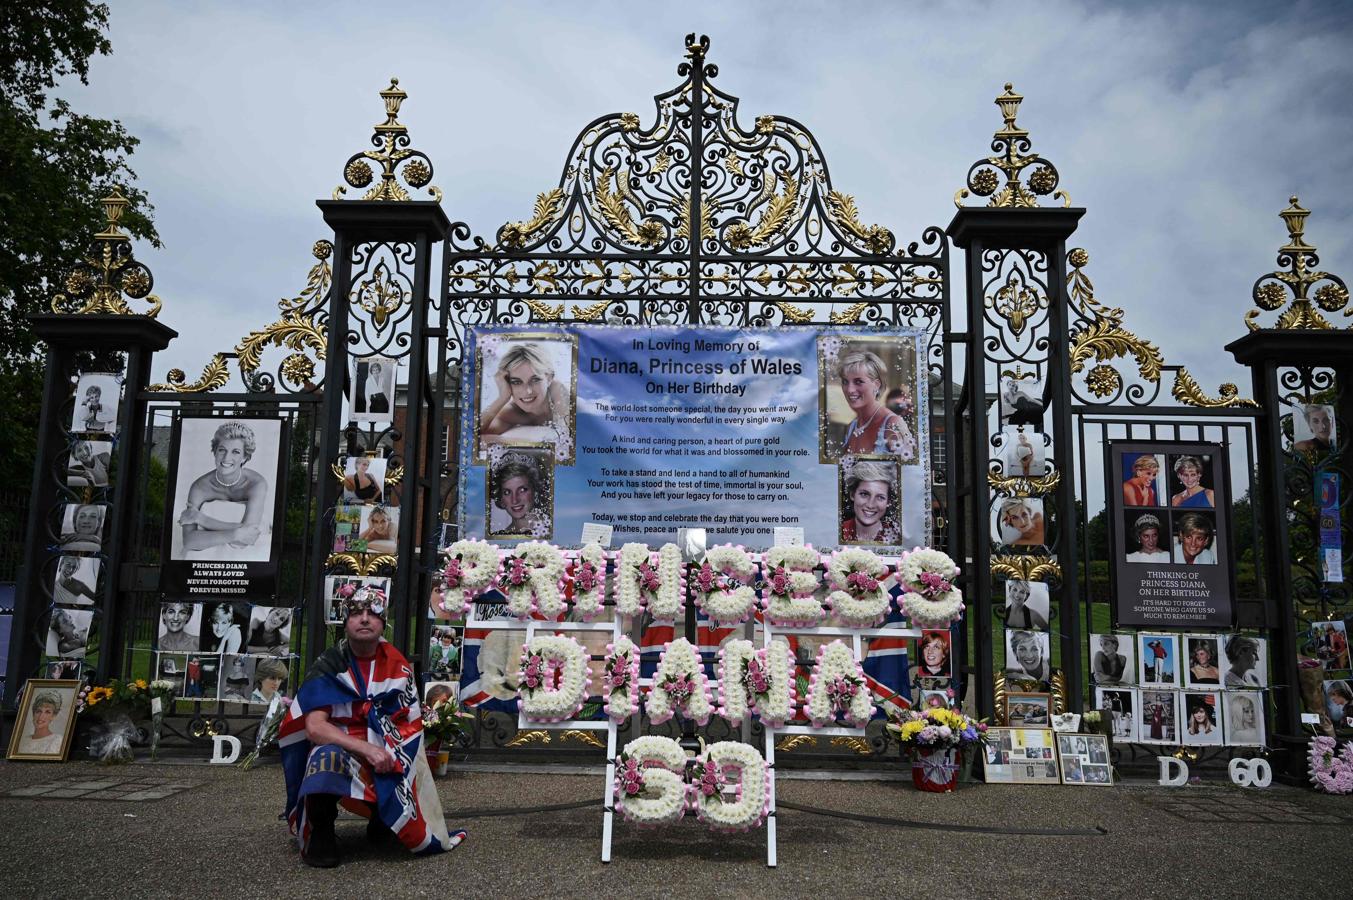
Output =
[{"x1": 1228, "y1": 757, "x2": 1272, "y2": 788}]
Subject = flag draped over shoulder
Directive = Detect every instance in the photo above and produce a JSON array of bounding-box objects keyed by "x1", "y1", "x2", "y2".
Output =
[{"x1": 280, "y1": 639, "x2": 456, "y2": 855}]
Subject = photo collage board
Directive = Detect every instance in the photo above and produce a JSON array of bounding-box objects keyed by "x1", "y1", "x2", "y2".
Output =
[
  {"x1": 154, "y1": 600, "x2": 295, "y2": 706},
  {"x1": 981, "y1": 727, "x2": 1113, "y2": 786}
]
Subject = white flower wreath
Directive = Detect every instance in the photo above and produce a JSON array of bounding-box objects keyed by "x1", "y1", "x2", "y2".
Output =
[
  {"x1": 614, "y1": 735, "x2": 689, "y2": 827},
  {"x1": 805, "y1": 640, "x2": 874, "y2": 728},
  {"x1": 647, "y1": 543, "x2": 685, "y2": 620},
  {"x1": 602, "y1": 636, "x2": 640, "y2": 724},
  {"x1": 693, "y1": 741, "x2": 771, "y2": 832},
  {"x1": 720, "y1": 640, "x2": 796, "y2": 728},
  {"x1": 896, "y1": 547, "x2": 965, "y2": 628},
  {"x1": 614, "y1": 542, "x2": 684, "y2": 619},
  {"x1": 569, "y1": 543, "x2": 608, "y2": 621},
  {"x1": 760, "y1": 544, "x2": 825, "y2": 627},
  {"x1": 694, "y1": 545, "x2": 759, "y2": 625},
  {"x1": 825, "y1": 547, "x2": 892, "y2": 628},
  {"x1": 750, "y1": 641, "x2": 796, "y2": 728},
  {"x1": 518, "y1": 634, "x2": 591, "y2": 722},
  {"x1": 717, "y1": 640, "x2": 756, "y2": 725},
  {"x1": 437, "y1": 540, "x2": 501, "y2": 616},
  {"x1": 645, "y1": 638, "x2": 713, "y2": 726},
  {"x1": 500, "y1": 542, "x2": 566, "y2": 620}
]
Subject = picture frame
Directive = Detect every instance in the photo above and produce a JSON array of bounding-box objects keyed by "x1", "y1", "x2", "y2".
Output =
[
  {"x1": 981, "y1": 727, "x2": 1060, "y2": 784},
  {"x1": 7, "y1": 679, "x2": 80, "y2": 761},
  {"x1": 474, "y1": 332, "x2": 578, "y2": 465},
  {"x1": 838, "y1": 454, "x2": 904, "y2": 547},
  {"x1": 818, "y1": 333, "x2": 922, "y2": 465},
  {"x1": 485, "y1": 443, "x2": 555, "y2": 541},
  {"x1": 1137, "y1": 632, "x2": 1180, "y2": 686},
  {"x1": 1006, "y1": 691, "x2": 1052, "y2": 727},
  {"x1": 1056, "y1": 733, "x2": 1113, "y2": 786}
]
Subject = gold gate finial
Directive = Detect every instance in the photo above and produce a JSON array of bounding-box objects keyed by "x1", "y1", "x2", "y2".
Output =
[
  {"x1": 955, "y1": 82, "x2": 1070, "y2": 209},
  {"x1": 333, "y1": 77, "x2": 441, "y2": 202},
  {"x1": 1244, "y1": 196, "x2": 1349, "y2": 331},
  {"x1": 50, "y1": 187, "x2": 162, "y2": 317}
]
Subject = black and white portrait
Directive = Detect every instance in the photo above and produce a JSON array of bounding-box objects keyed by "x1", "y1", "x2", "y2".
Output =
[
  {"x1": 486, "y1": 446, "x2": 554, "y2": 540},
  {"x1": 1221, "y1": 634, "x2": 1267, "y2": 688},
  {"x1": 1180, "y1": 691, "x2": 1224, "y2": 747},
  {"x1": 52, "y1": 556, "x2": 99, "y2": 607},
  {"x1": 1224, "y1": 691, "x2": 1265, "y2": 746},
  {"x1": 1095, "y1": 686, "x2": 1139, "y2": 742},
  {"x1": 45, "y1": 660, "x2": 82, "y2": 680},
  {"x1": 352, "y1": 355, "x2": 397, "y2": 425},
  {"x1": 169, "y1": 417, "x2": 283, "y2": 563},
  {"x1": 1001, "y1": 427, "x2": 1046, "y2": 479},
  {"x1": 1004, "y1": 580, "x2": 1050, "y2": 630},
  {"x1": 341, "y1": 455, "x2": 389, "y2": 505},
  {"x1": 476, "y1": 334, "x2": 578, "y2": 464},
  {"x1": 67, "y1": 439, "x2": 112, "y2": 488},
  {"x1": 998, "y1": 375, "x2": 1044, "y2": 429},
  {"x1": 1091, "y1": 633, "x2": 1135, "y2": 685},
  {"x1": 157, "y1": 601, "x2": 202, "y2": 653},
  {"x1": 156, "y1": 652, "x2": 188, "y2": 694},
  {"x1": 245, "y1": 606, "x2": 293, "y2": 655},
  {"x1": 199, "y1": 600, "x2": 249, "y2": 655},
  {"x1": 58, "y1": 503, "x2": 105, "y2": 553},
  {"x1": 71, "y1": 372, "x2": 121, "y2": 435},
  {"x1": 218, "y1": 654, "x2": 257, "y2": 703},
  {"x1": 1005, "y1": 628, "x2": 1051, "y2": 682},
  {"x1": 1292, "y1": 402, "x2": 1335, "y2": 455},
  {"x1": 46, "y1": 608, "x2": 93, "y2": 659}
]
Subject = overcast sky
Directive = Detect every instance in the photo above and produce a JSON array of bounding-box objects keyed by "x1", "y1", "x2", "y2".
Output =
[{"x1": 57, "y1": 0, "x2": 1353, "y2": 398}]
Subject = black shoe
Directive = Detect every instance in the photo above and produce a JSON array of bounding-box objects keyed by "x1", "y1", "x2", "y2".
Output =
[
  {"x1": 366, "y1": 817, "x2": 397, "y2": 846},
  {"x1": 303, "y1": 828, "x2": 341, "y2": 868}
]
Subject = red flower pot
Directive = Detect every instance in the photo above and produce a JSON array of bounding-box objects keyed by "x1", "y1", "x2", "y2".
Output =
[{"x1": 911, "y1": 747, "x2": 960, "y2": 792}]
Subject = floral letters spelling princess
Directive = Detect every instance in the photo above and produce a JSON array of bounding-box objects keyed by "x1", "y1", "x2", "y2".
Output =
[
  {"x1": 694, "y1": 545, "x2": 759, "y2": 625},
  {"x1": 613, "y1": 736, "x2": 772, "y2": 832},
  {"x1": 569, "y1": 543, "x2": 607, "y2": 621},
  {"x1": 602, "y1": 636, "x2": 640, "y2": 724},
  {"x1": 436, "y1": 540, "x2": 501, "y2": 616},
  {"x1": 760, "y1": 545, "x2": 825, "y2": 627},
  {"x1": 500, "y1": 542, "x2": 566, "y2": 620},
  {"x1": 614, "y1": 736, "x2": 688, "y2": 827},
  {"x1": 719, "y1": 639, "x2": 796, "y2": 728},
  {"x1": 645, "y1": 638, "x2": 713, "y2": 726},
  {"x1": 805, "y1": 640, "x2": 874, "y2": 727},
  {"x1": 896, "y1": 547, "x2": 965, "y2": 628},
  {"x1": 517, "y1": 634, "x2": 590, "y2": 722},
  {"x1": 825, "y1": 547, "x2": 892, "y2": 628},
  {"x1": 692, "y1": 742, "x2": 771, "y2": 832},
  {"x1": 615, "y1": 542, "x2": 684, "y2": 620}
]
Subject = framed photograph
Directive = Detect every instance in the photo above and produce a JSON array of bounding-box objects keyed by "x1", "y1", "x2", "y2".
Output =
[
  {"x1": 475, "y1": 333, "x2": 578, "y2": 464},
  {"x1": 1006, "y1": 691, "x2": 1052, "y2": 727},
  {"x1": 71, "y1": 372, "x2": 121, "y2": 435},
  {"x1": 245, "y1": 606, "x2": 293, "y2": 655},
  {"x1": 1138, "y1": 632, "x2": 1180, "y2": 686},
  {"x1": 1310, "y1": 621, "x2": 1350, "y2": 670},
  {"x1": 157, "y1": 601, "x2": 202, "y2": 652},
  {"x1": 358, "y1": 505, "x2": 400, "y2": 555},
  {"x1": 52, "y1": 556, "x2": 99, "y2": 607},
  {"x1": 58, "y1": 503, "x2": 105, "y2": 553},
  {"x1": 1095, "y1": 686, "x2": 1139, "y2": 743},
  {"x1": 198, "y1": 600, "x2": 250, "y2": 655},
  {"x1": 1180, "y1": 691, "x2": 1224, "y2": 746},
  {"x1": 1221, "y1": 634, "x2": 1267, "y2": 688},
  {"x1": 1001, "y1": 427, "x2": 1046, "y2": 479},
  {"x1": 1172, "y1": 510, "x2": 1218, "y2": 565},
  {"x1": 46, "y1": 608, "x2": 93, "y2": 659},
  {"x1": 333, "y1": 503, "x2": 364, "y2": 553},
  {"x1": 486, "y1": 445, "x2": 554, "y2": 540},
  {"x1": 67, "y1": 439, "x2": 112, "y2": 488},
  {"x1": 1004, "y1": 580, "x2": 1050, "y2": 630},
  {"x1": 340, "y1": 455, "x2": 390, "y2": 506},
  {"x1": 251, "y1": 656, "x2": 291, "y2": 706},
  {"x1": 352, "y1": 355, "x2": 397, "y2": 425},
  {"x1": 1056, "y1": 733, "x2": 1112, "y2": 786},
  {"x1": 1138, "y1": 689, "x2": 1180, "y2": 744},
  {"x1": 993, "y1": 497, "x2": 1045, "y2": 548},
  {"x1": 838, "y1": 454, "x2": 903, "y2": 546},
  {"x1": 1005, "y1": 629, "x2": 1051, "y2": 683},
  {"x1": 998, "y1": 374, "x2": 1044, "y2": 430},
  {"x1": 818, "y1": 334, "x2": 922, "y2": 465},
  {"x1": 1292, "y1": 402, "x2": 1335, "y2": 454},
  {"x1": 156, "y1": 652, "x2": 188, "y2": 694},
  {"x1": 428, "y1": 625, "x2": 461, "y2": 679},
  {"x1": 1183, "y1": 634, "x2": 1223, "y2": 688},
  {"x1": 1090, "y1": 633, "x2": 1135, "y2": 685},
  {"x1": 44, "y1": 660, "x2": 82, "y2": 679},
  {"x1": 914, "y1": 631, "x2": 951, "y2": 679},
  {"x1": 1122, "y1": 510, "x2": 1171, "y2": 564},
  {"x1": 1224, "y1": 691, "x2": 1265, "y2": 747},
  {"x1": 1323, "y1": 679, "x2": 1353, "y2": 728},
  {"x1": 981, "y1": 727, "x2": 1060, "y2": 784},
  {"x1": 7, "y1": 680, "x2": 80, "y2": 761}
]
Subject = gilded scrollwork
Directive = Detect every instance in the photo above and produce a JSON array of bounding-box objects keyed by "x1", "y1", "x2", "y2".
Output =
[
  {"x1": 955, "y1": 84, "x2": 1070, "y2": 210},
  {"x1": 1170, "y1": 368, "x2": 1259, "y2": 409},
  {"x1": 987, "y1": 468, "x2": 1062, "y2": 498},
  {"x1": 50, "y1": 189, "x2": 163, "y2": 317},
  {"x1": 989, "y1": 554, "x2": 1062, "y2": 583},
  {"x1": 1244, "y1": 197, "x2": 1349, "y2": 331},
  {"x1": 332, "y1": 78, "x2": 441, "y2": 202}
]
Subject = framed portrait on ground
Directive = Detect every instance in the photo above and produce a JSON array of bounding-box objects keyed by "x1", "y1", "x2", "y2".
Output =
[
  {"x1": 160, "y1": 416, "x2": 287, "y2": 598},
  {"x1": 67, "y1": 439, "x2": 112, "y2": 488},
  {"x1": 981, "y1": 727, "x2": 1060, "y2": 784},
  {"x1": 997, "y1": 374, "x2": 1044, "y2": 430},
  {"x1": 819, "y1": 334, "x2": 922, "y2": 465},
  {"x1": 71, "y1": 372, "x2": 121, "y2": 435},
  {"x1": 52, "y1": 556, "x2": 99, "y2": 607},
  {"x1": 1004, "y1": 580, "x2": 1050, "y2": 630},
  {"x1": 1137, "y1": 632, "x2": 1180, "y2": 686},
  {"x1": 1090, "y1": 633, "x2": 1135, "y2": 685},
  {"x1": 486, "y1": 445, "x2": 554, "y2": 540},
  {"x1": 157, "y1": 601, "x2": 202, "y2": 652},
  {"x1": 838, "y1": 455, "x2": 903, "y2": 546},
  {"x1": 1138, "y1": 689, "x2": 1180, "y2": 745},
  {"x1": 1095, "y1": 686, "x2": 1139, "y2": 743},
  {"x1": 1107, "y1": 441, "x2": 1235, "y2": 629},
  {"x1": 1292, "y1": 402, "x2": 1335, "y2": 455},
  {"x1": 1221, "y1": 634, "x2": 1267, "y2": 688},
  {"x1": 1224, "y1": 691, "x2": 1266, "y2": 746},
  {"x1": 1056, "y1": 733, "x2": 1112, "y2": 786},
  {"x1": 1005, "y1": 629, "x2": 1052, "y2": 683},
  {"x1": 1006, "y1": 691, "x2": 1052, "y2": 727},
  {"x1": 1323, "y1": 679, "x2": 1353, "y2": 728},
  {"x1": 1000, "y1": 427, "x2": 1046, "y2": 479},
  {"x1": 46, "y1": 608, "x2": 93, "y2": 658},
  {"x1": 1183, "y1": 634, "x2": 1223, "y2": 689},
  {"x1": 1180, "y1": 691, "x2": 1225, "y2": 746},
  {"x1": 7, "y1": 680, "x2": 80, "y2": 761},
  {"x1": 1309, "y1": 621, "x2": 1350, "y2": 670},
  {"x1": 58, "y1": 503, "x2": 105, "y2": 553},
  {"x1": 357, "y1": 505, "x2": 399, "y2": 555},
  {"x1": 352, "y1": 356, "x2": 396, "y2": 425},
  {"x1": 340, "y1": 455, "x2": 389, "y2": 506},
  {"x1": 474, "y1": 333, "x2": 578, "y2": 464}
]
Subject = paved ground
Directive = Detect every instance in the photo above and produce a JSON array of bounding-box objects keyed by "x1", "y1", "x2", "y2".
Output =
[{"x1": 0, "y1": 759, "x2": 1349, "y2": 899}]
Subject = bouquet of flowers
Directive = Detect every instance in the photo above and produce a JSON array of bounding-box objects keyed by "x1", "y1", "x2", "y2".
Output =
[
  {"x1": 423, "y1": 692, "x2": 475, "y2": 746},
  {"x1": 79, "y1": 678, "x2": 176, "y2": 763},
  {"x1": 887, "y1": 706, "x2": 986, "y2": 751},
  {"x1": 239, "y1": 693, "x2": 292, "y2": 770}
]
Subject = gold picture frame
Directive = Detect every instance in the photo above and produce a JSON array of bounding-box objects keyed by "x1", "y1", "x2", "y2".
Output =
[
  {"x1": 837, "y1": 453, "x2": 904, "y2": 547},
  {"x1": 1005, "y1": 690, "x2": 1052, "y2": 727},
  {"x1": 817, "y1": 333, "x2": 921, "y2": 465},
  {"x1": 7, "y1": 679, "x2": 81, "y2": 762}
]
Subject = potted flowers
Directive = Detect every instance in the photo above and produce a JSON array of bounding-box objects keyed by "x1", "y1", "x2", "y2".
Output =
[
  {"x1": 422, "y1": 691, "x2": 474, "y2": 775},
  {"x1": 887, "y1": 706, "x2": 986, "y2": 792}
]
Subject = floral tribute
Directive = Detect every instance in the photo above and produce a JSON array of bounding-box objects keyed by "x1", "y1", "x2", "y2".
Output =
[
  {"x1": 615, "y1": 542, "x2": 685, "y2": 620},
  {"x1": 568, "y1": 543, "x2": 608, "y2": 621},
  {"x1": 887, "y1": 705, "x2": 986, "y2": 750},
  {"x1": 517, "y1": 634, "x2": 591, "y2": 722},
  {"x1": 613, "y1": 735, "x2": 689, "y2": 827},
  {"x1": 693, "y1": 545, "x2": 759, "y2": 625},
  {"x1": 759, "y1": 544, "x2": 826, "y2": 627},
  {"x1": 434, "y1": 539, "x2": 502, "y2": 617},
  {"x1": 717, "y1": 640, "x2": 796, "y2": 728},
  {"x1": 645, "y1": 638, "x2": 713, "y2": 726},
  {"x1": 804, "y1": 640, "x2": 874, "y2": 727},
  {"x1": 500, "y1": 542, "x2": 567, "y2": 620},
  {"x1": 1309, "y1": 737, "x2": 1353, "y2": 794},
  {"x1": 692, "y1": 742, "x2": 772, "y2": 832},
  {"x1": 602, "y1": 636, "x2": 641, "y2": 724},
  {"x1": 825, "y1": 547, "x2": 892, "y2": 628},
  {"x1": 896, "y1": 547, "x2": 965, "y2": 628}
]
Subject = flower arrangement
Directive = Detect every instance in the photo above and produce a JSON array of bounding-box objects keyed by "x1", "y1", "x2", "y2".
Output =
[
  {"x1": 569, "y1": 544, "x2": 607, "y2": 621},
  {"x1": 614, "y1": 735, "x2": 689, "y2": 827},
  {"x1": 645, "y1": 638, "x2": 713, "y2": 726},
  {"x1": 602, "y1": 636, "x2": 640, "y2": 724},
  {"x1": 692, "y1": 742, "x2": 771, "y2": 832},
  {"x1": 615, "y1": 542, "x2": 685, "y2": 619},
  {"x1": 825, "y1": 547, "x2": 892, "y2": 628},
  {"x1": 896, "y1": 547, "x2": 965, "y2": 628},
  {"x1": 79, "y1": 677, "x2": 176, "y2": 764},
  {"x1": 239, "y1": 693, "x2": 292, "y2": 770},
  {"x1": 423, "y1": 691, "x2": 475, "y2": 746},
  {"x1": 693, "y1": 545, "x2": 759, "y2": 625},
  {"x1": 717, "y1": 640, "x2": 756, "y2": 724},
  {"x1": 500, "y1": 542, "x2": 566, "y2": 620},
  {"x1": 887, "y1": 705, "x2": 986, "y2": 750},
  {"x1": 435, "y1": 539, "x2": 501, "y2": 616},
  {"x1": 804, "y1": 641, "x2": 874, "y2": 727},
  {"x1": 1309, "y1": 737, "x2": 1353, "y2": 794},
  {"x1": 760, "y1": 545, "x2": 825, "y2": 627},
  {"x1": 517, "y1": 635, "x2": 591, "y2": 722}
]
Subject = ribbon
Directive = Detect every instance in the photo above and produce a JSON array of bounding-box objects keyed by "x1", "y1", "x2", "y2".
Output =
[{"x1": 916, "y1": 749, "x2": 959, "y2": 786}]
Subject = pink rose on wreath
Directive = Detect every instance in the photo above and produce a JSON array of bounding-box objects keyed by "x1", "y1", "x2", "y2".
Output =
[
  {"x1": 619, "y1": 757, "x2": 646, "y2": 796},
  {"x1": 521, "y1": 653, "x2": 545, "y2": 690},
  {"x1": 769, "y1": 567, "x2": 791, "y2": 596},
  {"x1": 442, "y1": 557, "x2": 464, "y2": 588},
  {"x1": 696, "y1": 562, "x2": 716, "y2": 593},
  {"x1": 918, "y1": 570, "x2": 953, "y2": 597},
  {"x1": 504, "y1": 556, "x2": 528, "y2": 588},
  {"x1": 744, "y1": 655, "x2": 771, "y2": 696},
  {"x1": 826, "y1": 675, "x2": 860, "y2": 711},
  {"x1": 665, "y1": 673, "x2": 694, "y2": 706},
  {"x1": 698, "y1": 763, "x2": 727, "y2": 798},
  {"x1": 639, "y1": 561, "x2": 662, "y2": 595},
  {"x1": 846, "y1": 570, "x2": 880, "y2": 593},
  {"x1": 574, "y1": 561, "x2": 599, "y2": 592}
]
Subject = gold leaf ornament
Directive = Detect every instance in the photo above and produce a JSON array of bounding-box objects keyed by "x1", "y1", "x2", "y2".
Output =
[{"x1": 500, "y1": 187, "x2": 565, "y2": 249}]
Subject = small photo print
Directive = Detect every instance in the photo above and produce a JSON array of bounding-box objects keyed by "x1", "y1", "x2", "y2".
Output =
[
  {"x1": 58, "y1": 503, "x2": 106, "y2": 553},
  {"x1": 476, "y1": 335, "x2": 578, "y2": 464},
  {"x1": 1180, "y1": 691, "x2": 1224, "y2": 746},
  {"x1": 1121, "y1": 452, "x2": 1165, "y2": 507},
  {"x1": 52, "y1": 556, "x2": 99, "y2": 607},
  {"x1": 914, "y1": 631, "x2": 951, "y2": 678},
  {"x1": 341, "y1": 455, "x2": 390, "y2": 506},
  {"x1": 358, "y1": 505, "x2": 399, "y2": 554},
  {"x1": 67, "y1": 439, "x2": 112, "y2": 488},
  {"x1": 1167, "y1": 454, "x2": 1215, "y2": 509},
  {"x1": 156, "y1": 652, "x2": 189, "y2": 694},
  {"x1": 157, "y1": 601, "x2": 202, "y2": 652},
  {"x1": 1001, "y1": 427, "x2": 1046, "y2": 479},
  {"x1": 46, "y1": 608, "x2": 94, "y2": 659},
  {"x1": 1310, "y1": 621, "x2": 1350, "y2": 670},
  {"x1": 177, "y1": 653, "x2": 214, "y2": 700},
  {"x1": 1005, "y1": 629, "x2": 1051, "y2": 682},
  {"x1": 218, "y1": 654, "x2": 257, "y2": 703},
  {"x1": 428, "y1": 626, "x2": 461, "y2": 680},
  {"x1": 1138, "y1": 633, "x2": 1180, "y2": 686},
  {"x1": 1095, "y1": 686, "x2": 1139, "y2": 742},
  {"x1": 198, "y1": 601, "x2": 249, "y2": 655},
  {"x1": 1091, "y1": 633, "x2": 1135, "y2": 685},
  {"x1": 1139, "y1": 689, "x2": 1179, "y2": 744},
  {"x1": 333, "y1": 504, "x2": 364, "y2": 553},
  {"x1": 1324, "y1": 679, "x2": 1353, "y2": 728},
  {"x1": 993, "y1": 497, "x2": 1045, "y2": 548},
  {"x1": 838, "y1": 455, "x2": 903, "y2": 546},
  {"x1": 1056, "y1": 733, "x2": 1112, "y2": 786},
  {"x1": 7, "y1": 679, "x2": 80, "y2": 761},
  {"x1": 919, "y1": 689, "x2": 950, "y2": 709},
  {"x1": 44, "y1": 660, "x2": 82, "y2": 680},
  {"x1": 1123, "y1": 510, "x2": 1171, "y2": 564},
  {"x1": 1224, "y1": 691, "x2": 1265, "y2": 747},
  {"x1": 1184, "y1": 634, "x2": 1223, "y2": 688},
  {"x1": 487, "y1": 446, "x2": 554, "y2": 540},
  {"x1": 998, "y1": 375, "x2": 1044, "y2": 429},
  {"x1": 1221, "y1": 634, "x2": 1268, "y2": 688},
  {"x1": 1006, "y1": 691, "x2": 1051, "y2": 727},
  {"x1": 245, "y1": 606, "x2": 293, "y2": 655},
  {"x1": 72, "y1": 372, "x2": 121, "y2": 435},
  {"x1": 1172, "y1": 511, "x2": 1217, "y2": 565},
  {"x1": 352, "y1": 356, "x2": 396, "y2": 425},
  {"x1": 251, "y1": 657, "x2": 290, "y2": 705},
  {"x1": 1004, "y1": 580, "x2": 1049, "y2": 630},
  {"x1": 1293, "y1": 402, "x2": 1335, "y2": 454},
  {"x1": 424, "y1": 680, "x2": 459, "y2": 710}
]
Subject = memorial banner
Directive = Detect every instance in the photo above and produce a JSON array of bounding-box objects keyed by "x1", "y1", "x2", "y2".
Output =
[
  {"x1": 1107, "y1": 441, "x2": 1234, "y2": 628},
  {"x1": 458, "y1": 325, "x2": 930, "y2": 550}
]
